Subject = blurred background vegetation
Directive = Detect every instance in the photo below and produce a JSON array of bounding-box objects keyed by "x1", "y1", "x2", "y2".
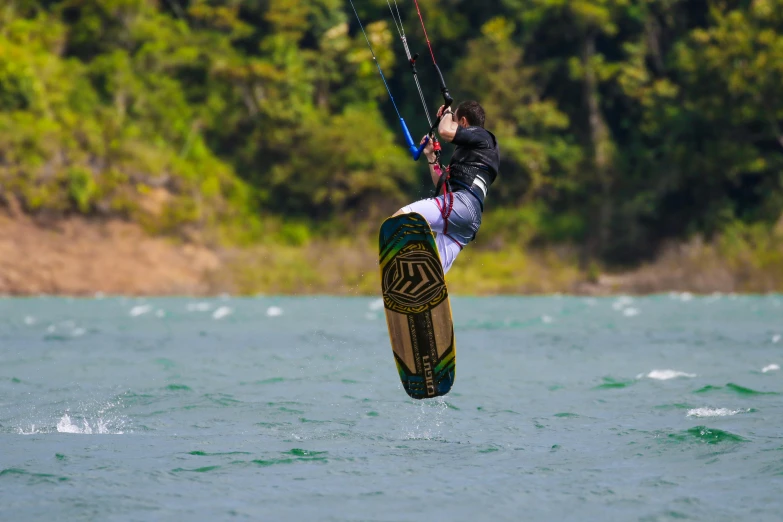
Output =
[{"x1": 1, "y1": 0, "x2": 782, "y2": 291}]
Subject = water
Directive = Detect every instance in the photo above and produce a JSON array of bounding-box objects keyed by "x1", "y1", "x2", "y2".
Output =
[{"x1": 1, "y1": 294, "x2": 782, "y2": 521}]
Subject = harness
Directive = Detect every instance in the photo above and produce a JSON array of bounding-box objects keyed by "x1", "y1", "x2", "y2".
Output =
[
  {"x1": 433, "y1": 161, "x2": 486, "y2": 218},
  {"x1": 430, "y1": 141, "x2": 455, "y2": 234},
  {"x1": 450, "y1": 179, "x2": 485, "y2": 213}
]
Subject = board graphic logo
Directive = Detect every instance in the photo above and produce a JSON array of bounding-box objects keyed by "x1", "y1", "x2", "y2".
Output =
[{"x1": 382, "y1": 244, "x2": 447, "y2": 313}]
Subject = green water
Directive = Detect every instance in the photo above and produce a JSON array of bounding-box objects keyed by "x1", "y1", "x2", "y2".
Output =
[{"x1": 1, "y1": 294, "x2": 782, "y2": 521}]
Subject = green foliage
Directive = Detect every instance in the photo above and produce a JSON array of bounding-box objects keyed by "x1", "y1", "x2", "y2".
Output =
[
  {"x1": 67, "y1": 167, "x2": 97, "y2": 212},
  {"x1": 277, "y1": 222, "x2": 311, "y2": 247},
  {"x1": 0, "y1": 0, "x2": 781, "y2": 268},
  {"x1": 266, "y1": 105, "x2": 412, "y2": 218},
  {"x1": 0, "y1": 1, "x2": 261, "y2": 241},
  {"x1": 719, "y1": 221, "x2": 783, "y2": 277}
]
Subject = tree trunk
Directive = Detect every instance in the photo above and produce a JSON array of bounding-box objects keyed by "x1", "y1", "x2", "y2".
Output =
[{"x1": 582, "y1": 33, "x2": 614, "y2": 261}]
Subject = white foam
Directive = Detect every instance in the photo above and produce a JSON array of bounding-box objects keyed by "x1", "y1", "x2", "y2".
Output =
[
  {"x1": 612, "y1": 296, "x2": 634, "y2": 310},
  {"x1": 680, "y1": 292, "x2": 694, "y2": 302},
  {"x1": 643, "y1": 369, "x2": 697, "y2": 380},
  {"x1": 45, "y1": 321, "x2": 85, "y2": 337},
  {"x1": 368, "y1": 298, "x2": 385, "y2": 311},
  {"x1": 705, "y1": 292, "x2": 722, "y2": 304},
  {"x1": 129, "y1": 305, "x2": 152, "y2": 317},
  {"x1": 687, "y1": 408, "x2": 741, "y2": 418},
  {"x1": 541, "y1": 315, "x2": 553, "y2": 324},
  {"x1": 404, "y1": 397, "x2": 449, "y2": 440},
  {"x1": 212, "y1": 306, "x2": 233, "y2": 320},
  {"x1": 56, "y1": 413, "x2": 123, "y2": 435},
  {"x1": 17, "y1": 424, "x2": 40, "y2": 435},
  {"x1": 762, "y1": 364, "x2": 780, "y2": 373},
  {"x1": 186, "y1": 302, "x2": 213, "y2": 312},
  {"x1": 155, "y1": 309, "x2": 166, "y2": 318},
  {"x1": 623, "y1": 307, "x2": 640, "y2": 317},
  {"x1": 267, "y1": 306, "x2": 284, "y2": 317},
  {"x1": 23, "y1": 316, "x2": 36, "y2": 325},
  {"x1": 57, "y1": 414, "x2": 91, "y2": 434},
  {"x1": 773, "y1": 334, "x2": 781, "y2": 344}
]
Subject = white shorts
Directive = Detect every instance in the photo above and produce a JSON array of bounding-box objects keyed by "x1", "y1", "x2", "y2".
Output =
[{"x1": 399, "y1": 192, "x2": 482, "y2": 274}]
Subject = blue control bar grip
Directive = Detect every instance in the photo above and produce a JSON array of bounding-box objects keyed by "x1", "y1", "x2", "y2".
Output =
[
  {"x1": 399, "y1": 118, "x2": 420, "y2": 159},
  {"x1": 413, "y1": 136, "x2": 429, "y2": 161}
]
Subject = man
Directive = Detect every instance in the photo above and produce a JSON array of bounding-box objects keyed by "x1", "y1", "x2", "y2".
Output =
[{"x1": 394, "y1": 100, "x2": 500, "y2": 273}]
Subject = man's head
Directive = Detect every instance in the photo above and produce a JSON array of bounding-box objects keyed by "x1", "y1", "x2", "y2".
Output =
[{"x1": 454, "y1": 100, "x2": 486, "y2": 129}]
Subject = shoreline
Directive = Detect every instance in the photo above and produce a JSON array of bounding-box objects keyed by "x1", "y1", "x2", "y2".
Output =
[{"x1": 1, "y1": 214, "x2": 781, "y2": 296}]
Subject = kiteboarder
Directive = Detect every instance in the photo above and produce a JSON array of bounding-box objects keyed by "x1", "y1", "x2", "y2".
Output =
[{"x1": 394, "y1": 101, "x2": 500, "y2": 273}]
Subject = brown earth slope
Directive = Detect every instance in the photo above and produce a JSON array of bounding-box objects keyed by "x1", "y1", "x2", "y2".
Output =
[
  {"x1": 1, "y1": 209, "x2": 781, "y2": 296},
  {"x1": 0, "y1": 213, "x2": 220, "y2": 296}
]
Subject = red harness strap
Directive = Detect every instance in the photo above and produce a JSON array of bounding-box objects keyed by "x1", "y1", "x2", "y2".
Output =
[{"x1": 432, "y1": 162, "x2": 454, "y2": 234}]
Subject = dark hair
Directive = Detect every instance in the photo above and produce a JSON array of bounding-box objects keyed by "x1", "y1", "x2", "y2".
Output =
[{"x1": 455, "y1": 100, "x2": 486, "y2": 128}]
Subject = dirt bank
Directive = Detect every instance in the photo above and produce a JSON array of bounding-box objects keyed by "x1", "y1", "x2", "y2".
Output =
[
  {"x1": 1, "y1": 212, "x2": 780, "y2": 296},
  {"x1": 0, "y1": 214, "x2": 220, "y2": 296}
]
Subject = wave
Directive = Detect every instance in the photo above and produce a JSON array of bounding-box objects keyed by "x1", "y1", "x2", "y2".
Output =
[
  {"x1": 667, "y1": 426, "x2": 747, "y2": 444},
  {"x1": 593, "y1": 377, "x2": 635, "y2": 390},
  {"x1": 0, "y1": 468, "x2": 69, "y2": 484},
  {"x1": 212, "y1": 306, "x2": 233, "y2": 320},
  {"x1": 173, "y1": 449, "x2": 330, "y2": 473},
  {"x1": 686, "y1": 408, "x2": 748, "y2": 417},
  {"x1": 695, "y1": 383, "x2": 779, "y2": 396},
  {"x1": 640, "y1": 370, "x2": 697, "y2": 380},
  {"x1": 165, "y1": 384, "x2": 192, "y2": 391}
]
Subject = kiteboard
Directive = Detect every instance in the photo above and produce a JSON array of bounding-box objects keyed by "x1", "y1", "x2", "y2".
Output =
[{"x1": 379, "y1": 212, "x2": 456, "y2": 399}]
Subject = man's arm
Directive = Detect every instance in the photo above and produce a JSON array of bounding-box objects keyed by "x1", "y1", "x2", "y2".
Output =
[
  {"x1": 436, "y1": 105, "x2": 459, "y2": 143},
  {"x1": 426, "y1": 154, "x2": 444, "y2": 188},
  {"x1": 421, "y1": 136, "x2": 444, "y2": 187}
]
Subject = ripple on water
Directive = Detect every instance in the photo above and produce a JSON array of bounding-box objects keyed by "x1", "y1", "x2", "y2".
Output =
[
  {"x1": 244, "y1": 450, "x2": 330, "y2": 468},
  {"x1": 165, "y1": 384, "x2": 192, "y2": 392},
  {"x1": 667, "y1": 426, "x2": 748, "y2": 444},
  {"x1": 694, "y1": 384, "x2": 779, "y2": 396},
  {"x1": 0, "y1": 469, "x2": 69, "y2": 484},
  {"x1": 3, "y1": 296, "x2": 782, "y2": 520},
  {"x1": 654, "y1": 403, "x2": 694, "y2": 410},
  {"x1": 593, "y1": 377, "x2": 635, "y2": 390},
  {"x1": 240, "y1": 377, "x2": 286, "y2": 386},
  {"x1": 188, "y1": 451, "x2": 252, "y2": 456},
  {"x1": 172, "y1": 466, "x2": 222, "y2": 473}
]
